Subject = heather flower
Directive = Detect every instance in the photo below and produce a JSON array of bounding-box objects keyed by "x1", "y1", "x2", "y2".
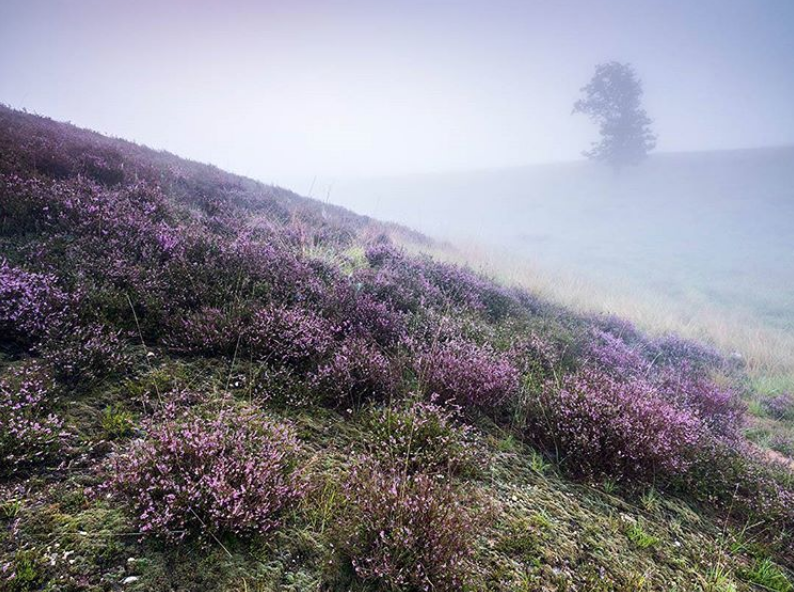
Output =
[
  {"x1": 0, "y1": 261, "x2": 70, "y2": 349},
  {"x1": 416, "y1": 339, "x2": 519, "y2": 410},
  {"x1": 311, "y1": 338, "x2": 398, "y2": 407},
  {"x1": 0, "y1": 363, "x2": 64, "y2": 470},
  {"x1": 332, "y1": 461, "x2": 475, "y2": 591},
  {"x1": 762, "y1": 392, "x2": 794, "y2": 422},
  {"x1": 527, "y1": 368, "x2": 702, "y2": 481},
  {"x1": 362, "y1": 398, "x2": 477, "y2": 475},
  {"x1": 110, "y1": 404, "x2": 304, "y2": 541}
]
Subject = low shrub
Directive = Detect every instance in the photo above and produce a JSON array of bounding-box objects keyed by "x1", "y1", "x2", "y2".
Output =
[
  {"x1": 362, "y1": 398, "x2": 477, "y2": 475},
  {"x1": 0, "y1": 363, "x2": 64, "y2": 471},
  {"x1": 417, "y1": 339, "x2": 519, "y2": 410},
  {"x1": 527, "y1": 368, "x2": 702, "y2": 481},
  {"x1": 246, "y1": 304, "x2": 333, "y2": 370},
  {"x1": 311, "y1": 338, "x2": 398, "y2": 408},
  {"x1": 763, "y1": 392, "x2": 794, "y2": 422},
  {"x1": 43, "y1": 323, "x2": 132, "y2": 385},
  {"x1": 0, "y1": 261, "x2": 70, "y2": 350},
  {"x1": 322, "y1": 282, "x2": 407, "y2": 348},
  {"x1": 109, "y1": 403, "x2": 304, "y2": 541},
  {"x1": 331, "y1": 461, "x2": 476, "y2": 591},
  {"x1": 165, "y1": 306, "x2": 246, "y2": 357},
  {"x1": 681, "y1": 440, "x2": 794, "y2": 543}
]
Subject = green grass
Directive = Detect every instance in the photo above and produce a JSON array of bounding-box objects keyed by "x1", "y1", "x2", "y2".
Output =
[{"x1": 740, "y1": 558, "x2": 793, "y2": 592}]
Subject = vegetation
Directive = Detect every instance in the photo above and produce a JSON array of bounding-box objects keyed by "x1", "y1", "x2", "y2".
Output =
[
  {"x1": 0, "y1": 105, "x2": 791, "y2": 590},
  {"x1": 574, "y1": 61, "x2": 657, "y2": 169}
]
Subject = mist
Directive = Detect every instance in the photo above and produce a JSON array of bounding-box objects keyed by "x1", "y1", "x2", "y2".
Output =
[{"x1": 2, "y1": 0, "x2": 793, "y2": 359}]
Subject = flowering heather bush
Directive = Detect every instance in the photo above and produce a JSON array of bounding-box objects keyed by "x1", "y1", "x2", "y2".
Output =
[
  {"x1": 648, "y1": 334, "x2": 724, "y2": 371},
  {"x1": 656, "y1": 368, "x2": 745, "y2": 438},
  {"x1": 322, "y1": 281, "x2": 407, "y2": 348},
  {"x1": 363, "y1": 398, "x2": 477, "y2": 475},
  {"x1": 513, "y1": 332, "x2": 562, "y2": 376},
  {"x1": 362, "y1": 242, "x2": 515, "y2": 319},
  {"x1": 528, "y1": 368, "x2": 702, "y2": 481},
  {"x1": 246, "y1": 304, "x2": 333, "y2": 370},
  {"x1": 770, "y1": 435, "x2": 794, "y2": 459},
  {"x1": 332, "y1": 462, "x2": 475, "y2": 591},
  {"x1": 682, "y1": 440, "x2": 794, "y2": 538},
  {"x1": 0, "y1": 261, "x2": 70, "y2": 349},
  {"x1": 166, "y1": 306, "x2": 246, "y2": 357},
  {"x1": 762, "y1": 392, "x2": 794, "y2": 421},
  {"x1": 42, "y1": 323, "x2": 132, "y2": 385},
  {"x1": 0, "y1": 363, "x2": 64, "y2": 470},
  {"x1": 417, "y1": 339, "x2": 519, "y2": 410},
  {"x1": 110, "y1": 404, "x2": 304, "y2": 541},
  {"x1": 584, "y1": 328, "x2": 649, "y2": 377},
  {"x1": 311, "y1": 338, "x2": 398, "y2": 408}
]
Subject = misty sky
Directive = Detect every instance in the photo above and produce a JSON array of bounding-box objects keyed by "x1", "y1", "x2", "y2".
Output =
[{"x1": 2, "y1": 0, "x2": 794, "y2": 185}]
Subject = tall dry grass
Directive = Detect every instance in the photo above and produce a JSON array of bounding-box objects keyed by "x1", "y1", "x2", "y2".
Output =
[{"x1": 393, "y1": 237, "x2": 794, "y2": 393}]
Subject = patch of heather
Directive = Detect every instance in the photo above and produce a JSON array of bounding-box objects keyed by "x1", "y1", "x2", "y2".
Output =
[
  {"x1": 311, "y1": 337, "x2": 398, "y2": 408},
  {"x1": 770, "y1": 435, "x2": 794, "y2": 459},
  {"x1": 109, "y1": 404, "x2": 304, "y2": 541},
  {"x1": 321, "y1": 279, "x2": 407, "y2": 348},
  {"x1": 762, "y1": 392, "x2": 794, "y2": 421},
  {"x1": 511, "y1": 331, "x2": 564, "y2": 379},
  {"x1": 0, "y1": 363, "x2": 65, "y2": 471},
  {"x1": 166, "y1": 306, "x2": 247, "y2": 357},
  {"x1": 583, "y1": 328, "x2": 649, "y2": 377},
  {"x1": 417, "y1": 339, "x2": 520, "y2": 410},
  {"x1": 332, "y1": 461, "x2": 476, "y2": 591},
  {"x1": 527, "y1": 368, "x2": 702, "y2": 481},
  {"x1": 0, "y1": 261, "x2": 70, "y2": 349},
  {"x1": 246, "y1": 304, "x2": 334, "y2": 370},
  {"x1": 683, "y1": 440, "x2": 794, "y2": 541},
  {"x1": 647, "y1": 333, "x2": 725, "y2": 372},
  {"x1": 362, "y1": 398, "x2": 477, "y2": 475},
  {"x1": 655, "y1": 367, "x2": 745, "y2": 438},
  {"x1": 42, "y1": 323, "x2": 133, "y2": 386}
]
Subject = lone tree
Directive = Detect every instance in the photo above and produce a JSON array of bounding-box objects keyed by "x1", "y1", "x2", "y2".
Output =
[{"x1": 573, "y1": 62, "x2": 657, "y2": 169}]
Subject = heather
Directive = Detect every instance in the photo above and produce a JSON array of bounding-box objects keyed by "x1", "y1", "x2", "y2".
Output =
[
  {"x1": 329, "y1": 461, "x2": 476, "y2": 591},
  {"x1": 0, "y1": 362, "x2": 64, "y2": 471},
  {"x1": 361, "y1": 398, "x2": 477, "y2": 475},
  {"x1": 109, "y1": 402, "x2": 304, "y2": 542},
  {"x1": 1, "y1": 106, "x2": 792, "y2": 590}
]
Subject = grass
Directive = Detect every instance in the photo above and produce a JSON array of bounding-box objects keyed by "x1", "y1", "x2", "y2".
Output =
[
  {"x1": 739, "y1": 558, "x2": 793, "y2": 592},
  {"x1": 2, "y1": 361, "x2": 780, "y2": 591},
  {"x1": 394, "y1": 238, "x2": 794, "y2": 393},
  {"x1": 393, "y1": 236, "x2": 794, "y2": 456}
]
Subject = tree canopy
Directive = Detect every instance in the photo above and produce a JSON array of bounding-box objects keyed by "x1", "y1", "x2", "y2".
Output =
[{"x1": 574, "y1": 62, "x2": 657, "y2": 169}]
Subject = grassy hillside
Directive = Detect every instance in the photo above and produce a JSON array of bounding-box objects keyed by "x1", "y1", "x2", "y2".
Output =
[
  {"x1": 333, "y1": 150, "x2": 794, "y2": 394},
  {"x1": 1, "y1": 106, "x2": 792, "y2": 592}
]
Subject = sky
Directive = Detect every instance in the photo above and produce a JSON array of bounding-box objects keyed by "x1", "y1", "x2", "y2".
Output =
[{"x1": 2, "y1": 0, "x2": 794, "y2": 187}]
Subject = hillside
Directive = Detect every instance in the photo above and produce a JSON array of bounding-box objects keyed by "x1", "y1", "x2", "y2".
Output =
[
  {"x1": 1, "y1": 106, "x2": 793, "y2": 592},
  {"x1": 330, "y1": 150, "x2": 794, "y2": 391}
]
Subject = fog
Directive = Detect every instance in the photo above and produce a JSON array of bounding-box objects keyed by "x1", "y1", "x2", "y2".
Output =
[
  {"x1": 2, "y1": 0, "x2": 793, "y2": 343},
  {"x1": 2, "y1": 1, "x2": 794, "y2": 181}
]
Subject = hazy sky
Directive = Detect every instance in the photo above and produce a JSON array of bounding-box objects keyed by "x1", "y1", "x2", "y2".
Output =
[{"x1": 2, "y1": 0, "x2": 793, "y2": 185}]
